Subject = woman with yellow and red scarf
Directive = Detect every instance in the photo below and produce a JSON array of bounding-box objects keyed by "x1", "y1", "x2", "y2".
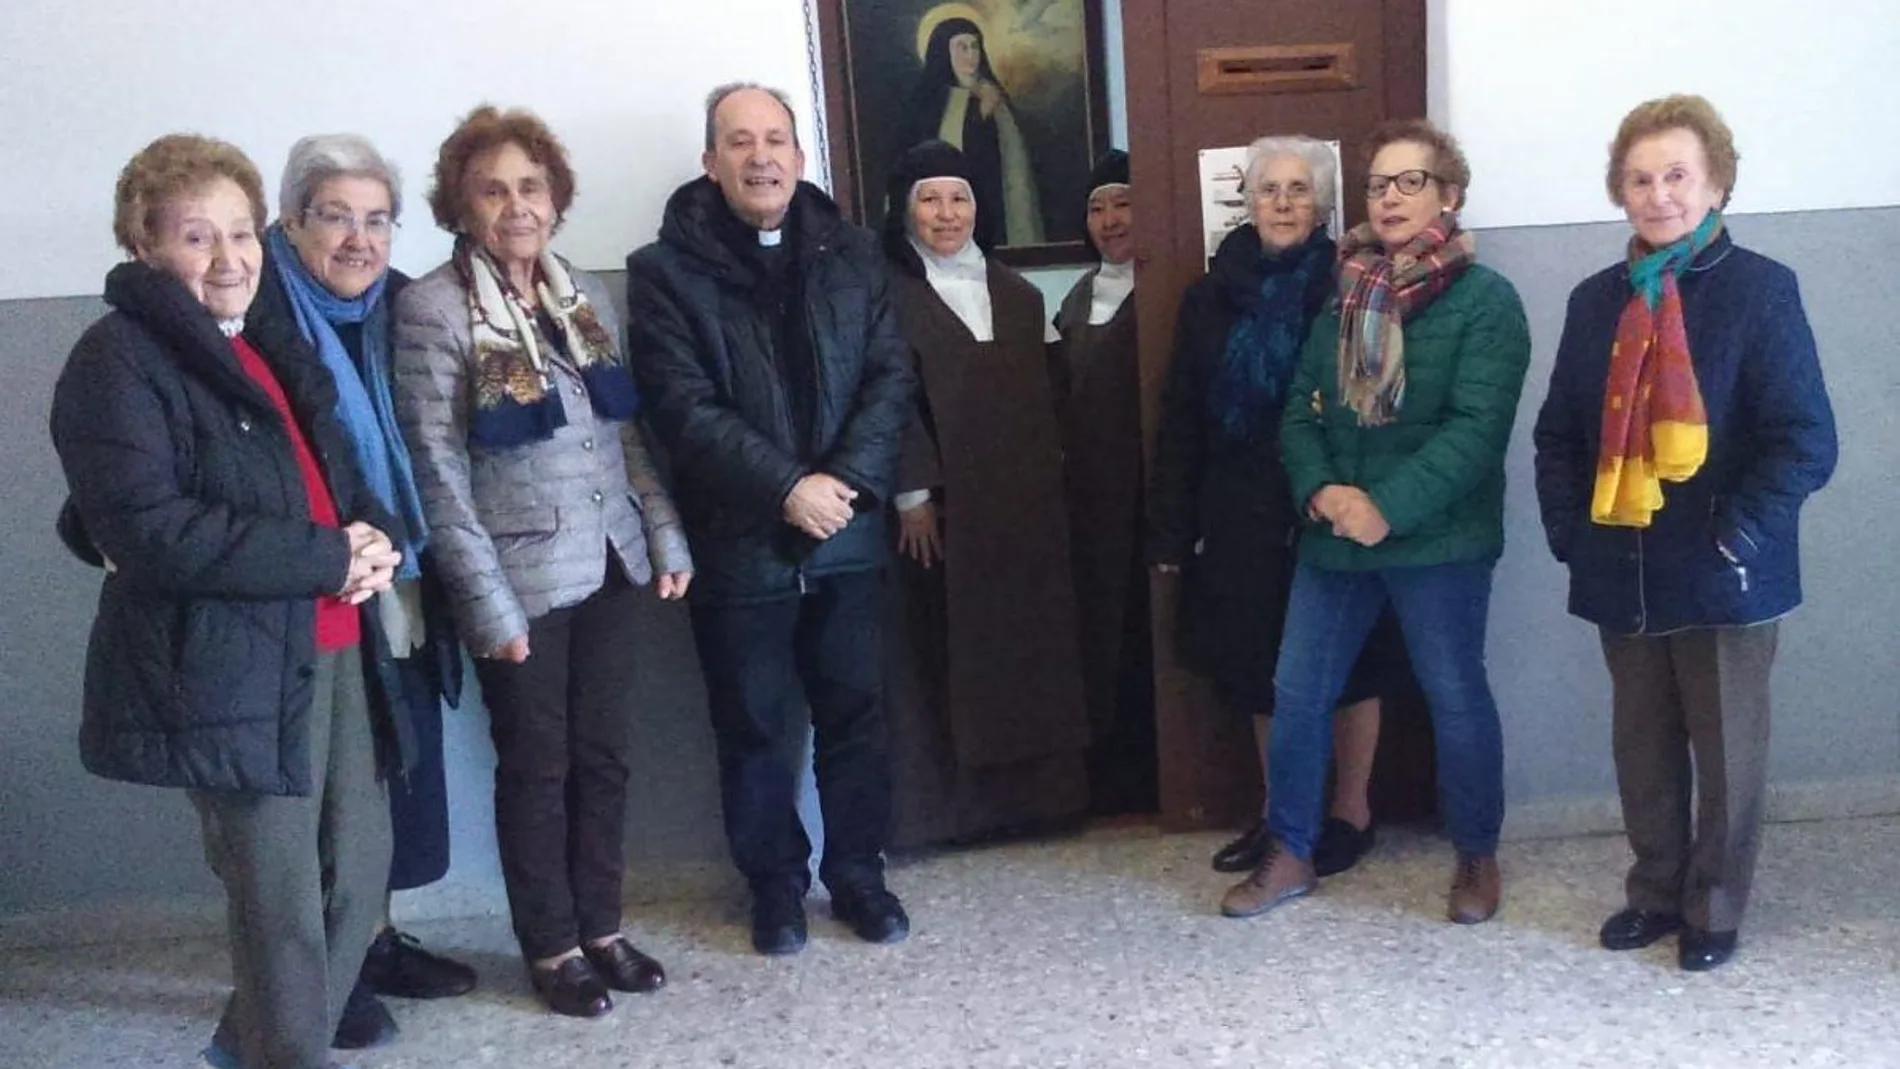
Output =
[{"x1": 1533, "y1": 95, "x2": 1837, "y2": 973}]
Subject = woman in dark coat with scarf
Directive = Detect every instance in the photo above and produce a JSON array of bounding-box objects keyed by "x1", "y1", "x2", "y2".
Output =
[
  {"x1": 259, "y1": 133, "x2": 478, "y2": 1047},
  {"x1": 1150, "y1": 136, "x2": 1392, "y2": 886},
  {"x1": 50, "y1": 133, "x2": 405, "y2": 1069},
  {"x1": 1049, "y1": 151, "x2": 1154, "y2": 814},
  {"x1": 1533, "y1": 95, "x2": 1836, "y2": 972},
  {"x1": 882, "y1": 140, "x2": 1090, "y2": 846}
]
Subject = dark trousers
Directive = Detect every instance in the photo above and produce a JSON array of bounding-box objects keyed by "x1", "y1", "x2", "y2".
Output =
[
  {"x1": 689, "y1": 569, "x2": 891, "y2": 896},
  {"x1": 387, "y1": 654, "x2": 450, "y2": 892},
  {"x1": 1600, "y1": 623, "x2": 1779, "y2": 933},
  {"x1": 192, "y1": 646, "x2": 390, "y2": 1069},
  {"x1": 472, "y1": 568, "x2": 641, "y2": 962}
]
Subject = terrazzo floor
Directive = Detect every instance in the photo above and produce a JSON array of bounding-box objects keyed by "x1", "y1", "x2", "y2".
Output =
[{"x1": 6, "y1": 816, "x2": 1900, "y2": 1069}]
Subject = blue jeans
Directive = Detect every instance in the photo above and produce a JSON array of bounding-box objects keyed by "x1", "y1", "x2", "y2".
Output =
[{"x1": 1267, "y1": 559, "x2": 1504, "y2": 859}]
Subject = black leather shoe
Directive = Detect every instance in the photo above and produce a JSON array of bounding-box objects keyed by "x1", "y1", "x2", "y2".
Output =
[
  {"x1": 1598, "y1": 908, "x2": 1684, "y2": 951},
  {"x1": 530, "y1": 956, "x2": 613, "y2": 1018},
  {"x1": 331, "y1": 979, "x2": 399, "y2": 1049},
  {"x1": 1311, "y1": 818, "x2": 1377, "y2": 877},
  {"x1": 751, "y1": 890, "x2": 808, "y2": 956},
  {"x1": 1678, "y1": 928, "x2": 1739, "y2": 972},
  {"x1": 583, "y1": 937, "x2": 666, "y2": 994},
  {"x1": 361, "y1": 927, "x2": 478, "y2": 999},
  {"x1": 1211, "y1": 820, "x2": 1273, "y2": 873},
  {"x1": 831, "y1": 887, "x2": 910, "y2": 945}
]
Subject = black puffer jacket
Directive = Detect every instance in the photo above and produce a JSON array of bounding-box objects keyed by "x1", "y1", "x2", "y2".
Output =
[
  {"x1": 624, "y1": 178, "x2": 916, "y2": 602},
  {"x1": 50, "y1": 261, "x2": 399, "y2": 796}
]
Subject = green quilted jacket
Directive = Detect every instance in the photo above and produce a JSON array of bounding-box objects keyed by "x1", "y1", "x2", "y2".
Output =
[{"x1": 1280, "y1": 263, "x2": 1532, "y2": 571}]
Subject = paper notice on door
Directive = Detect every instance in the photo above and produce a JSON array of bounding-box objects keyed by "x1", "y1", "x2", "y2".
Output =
[{"x1": 1197, "y1": 141, "x2": 1345, "y2": 263}]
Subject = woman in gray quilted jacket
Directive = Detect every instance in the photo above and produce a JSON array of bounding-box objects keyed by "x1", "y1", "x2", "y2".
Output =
[{"x1": 393, "y1": 105, "x2": 692, "y2": 1020}]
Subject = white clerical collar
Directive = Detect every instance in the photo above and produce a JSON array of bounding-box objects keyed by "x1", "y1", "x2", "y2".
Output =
[
  {"x1": 908, "y1": 234, "x2": 992, "y2": 341},
  {"x1": 1087, "y1": 259, "x2": 1135, "y2": 326},
  {"x1": 758, "y1": 228, "x2": 783, "y2": 247}
]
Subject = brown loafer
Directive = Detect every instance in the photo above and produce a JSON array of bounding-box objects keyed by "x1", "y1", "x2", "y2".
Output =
[
  {"x1": 582, "y1": 937, "x2": 666, "y2": 994},
  {"x1": 1220, "y1": 839, "x2": 1317, "y2": 918},
  {"x1": 1448, "y1": 853, "x2": 1501, "y2": 925}
]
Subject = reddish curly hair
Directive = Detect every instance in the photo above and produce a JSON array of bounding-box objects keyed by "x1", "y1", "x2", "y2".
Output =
[
  {"x1": 1606, "y1": 94, "x2": 1738, "y2": 209},
  {"x1": 426, "y1": 104, "x2": 576, "y2": 234},
  {"x1": 112, "y1": 134, "x2": 266, "y2": 255},
  {"x1": 1362, "y1": 118, "x2": 1472, "y2": 210}
]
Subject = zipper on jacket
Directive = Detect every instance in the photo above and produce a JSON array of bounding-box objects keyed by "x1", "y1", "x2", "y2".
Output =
[
  {"x1": 802, "y1": 244, "x2": 830, "y2": 461},
  {"x1": 1634, "y1": 528, "x2": 1648, "y2": 633},
  {"x1": 796, "y1": 568, "x2": 810, "y2": 596}
]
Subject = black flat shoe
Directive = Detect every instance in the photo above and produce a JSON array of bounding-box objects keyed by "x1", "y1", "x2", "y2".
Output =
[
  {"x1": 362, "y1": 927, "x2": 478, "y2": 999},
  {"x1": 583, "y1": 937, "x2": 666, "y2": 994},
  {"x1": 1211, "y1": 820, "x2": 1273, "y2": 873},
  {"x1": 1679, "y1": 928, "x2": 1738, "y2": 972},
  {"x1": 1598, "y1": 908, "x2": 1684, "y2": 951},
  {"x1": 530, "y1": 957, "x2": 613, "y2": 1018},
  {"x1": 831, "y1": 887, "x2": 910, "y2": 945},
  {"x1": 1311, "y1": 818, "x2": 1376, "y2": 878},
  {"x1": 751, "y1": 890, "x2": 808, "y2": 956},
  {"x1": 331, "y1": 979, "x2": 399, "y2": 1049}
]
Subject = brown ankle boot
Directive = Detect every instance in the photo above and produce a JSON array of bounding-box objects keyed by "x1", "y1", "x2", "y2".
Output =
[
  {"x1": 1447, "y1": 853, "x2": 1500, "y2": 924},
  {"x1": 1220, "y1": 839, "x2": 1317, "y2": 918}
]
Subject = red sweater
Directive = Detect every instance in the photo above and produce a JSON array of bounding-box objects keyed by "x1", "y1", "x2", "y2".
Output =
[{"x1": 230, "y1": 335, "x2": 361, "y2": 652}]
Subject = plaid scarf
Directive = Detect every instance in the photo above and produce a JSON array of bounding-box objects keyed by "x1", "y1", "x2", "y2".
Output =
[
  {"x1": 453, "y1": 240, "x2": 638, "y2": 449},
  {"x1": 1590, "y1": 212, "x2": 1721, "y2": 527},
  {"x1": 1335, "y1": 212, "x2": 1476, "y2": 425}
]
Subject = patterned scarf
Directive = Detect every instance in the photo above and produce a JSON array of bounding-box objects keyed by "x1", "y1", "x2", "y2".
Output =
[
  {"x1": 1334, "y1": 211, "x2": 1477, "y2": 426},
  {"x1": 453, "y1": 239, "x2": 638, "y2": 449},
  {"x1": 266, "y1": 224, "x2": 426, "y2": 578},
  {"x1": 1208, "y1": 228, "x2": 1335, "y2": 441},
  {"x1": 1591, "y1": 212, "x2": 1721, "y2": 527}
]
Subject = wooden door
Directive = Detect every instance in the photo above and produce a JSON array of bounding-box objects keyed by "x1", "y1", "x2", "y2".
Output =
[{"x1": 1124, "y1": 0, "x2": 1430, "y2": 831}]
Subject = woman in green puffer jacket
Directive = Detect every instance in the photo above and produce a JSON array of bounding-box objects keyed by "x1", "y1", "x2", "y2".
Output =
[{"x1": 1219, "y1": 119, "x2": 1531, "y2": 929}]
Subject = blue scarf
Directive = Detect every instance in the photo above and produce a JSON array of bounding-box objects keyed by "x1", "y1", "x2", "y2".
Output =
[
  {"x1": 266, "y1": 224, "x2": 427, "y2": 578},
  {"x1": 1208, "y1": 227, "x2": 1336, "y2": 441}
]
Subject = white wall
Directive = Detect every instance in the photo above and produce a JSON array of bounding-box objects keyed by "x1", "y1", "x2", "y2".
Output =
[
  {"x1": 1432, "y1": 0, "x2": 1900, "y2": 229},
  {"x1": 0, "y1": 1, "x2": 820, "y2": 300}
]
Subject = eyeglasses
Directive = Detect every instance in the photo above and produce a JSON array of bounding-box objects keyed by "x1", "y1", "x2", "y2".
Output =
[
  {"x1": 302, "y1": 206, "x2": 399, "y2": 239},
  {"x1": 1250, "y1": 181, "x2": 1316, "y2": 205},
  {"x1": 1364, "y1": 169, "x2": 1442, "y2": 200}
]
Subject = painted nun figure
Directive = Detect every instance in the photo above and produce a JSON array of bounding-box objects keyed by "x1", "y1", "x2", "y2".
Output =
[
  {"x1": 1048, "y1": 150, "x2": 1156, "y2": 814},
  {"x1": 881, "y1": 140, "x2": 1090, "y2": 846},
  {"x1": 900, "y1": 16, "x2": 1046, "y2": 248}
]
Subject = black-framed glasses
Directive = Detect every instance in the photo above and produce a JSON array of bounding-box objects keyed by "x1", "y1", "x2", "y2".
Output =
[
  {"x1": 1364, "y1": 169, "x2": 1441, "y2": 200},
  {"x1": 302, "y1": 206, "x2": 399, "y2": 239}
]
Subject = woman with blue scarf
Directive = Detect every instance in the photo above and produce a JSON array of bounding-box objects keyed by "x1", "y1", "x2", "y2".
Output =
[
  {"x1": 1149, "y1": 136, "x2": 1398, "y2": 894},
  {"x1": 255, "y1": 134, "x2": 478, "y2": 1048}
]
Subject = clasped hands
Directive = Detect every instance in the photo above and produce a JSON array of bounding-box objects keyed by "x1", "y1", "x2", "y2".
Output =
[
  {"x1": 1310, "y1": 484, "x2": 1391, "y2": 547},
  {"x1": 782, "y1": 472, "x2": 858, "y2": 541},
  {"x1": 339, "y1": 521, "x2": 402, "y2": 607}
]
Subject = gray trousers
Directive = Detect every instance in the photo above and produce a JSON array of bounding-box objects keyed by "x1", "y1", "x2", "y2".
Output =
[
  {"x1": 191, "y1": 646, "x2": 392, "y2": 1069},
  {"x1": 1600, "y1": 623, "x2": 1778, "y2": 933}
]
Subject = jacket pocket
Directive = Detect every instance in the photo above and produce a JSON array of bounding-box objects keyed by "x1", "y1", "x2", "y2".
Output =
[{"x1": 480, "y1": 506, "x2": 561, "y2": 538}]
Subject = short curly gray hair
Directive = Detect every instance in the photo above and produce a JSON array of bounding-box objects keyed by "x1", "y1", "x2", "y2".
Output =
[
  {"x1": 1241, "y1": 135, "x2": 1338, "y2": 217},
  {"x1": 277, "y1": 133, "x2": 403, "y2": 222}
]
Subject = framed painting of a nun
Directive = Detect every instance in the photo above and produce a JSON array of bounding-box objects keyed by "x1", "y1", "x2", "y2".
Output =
[{"x1": 815, "y1": 0, "x2": 1111, "y2": 265}]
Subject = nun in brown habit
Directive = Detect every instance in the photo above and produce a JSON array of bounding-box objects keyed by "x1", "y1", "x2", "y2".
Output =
[
  {"x1": 881, "y1": 140, "x2": 1091, "y2": 847},
  {"x1": 1047, "y1": 151, "x2": 1156, "y2": 815}
]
